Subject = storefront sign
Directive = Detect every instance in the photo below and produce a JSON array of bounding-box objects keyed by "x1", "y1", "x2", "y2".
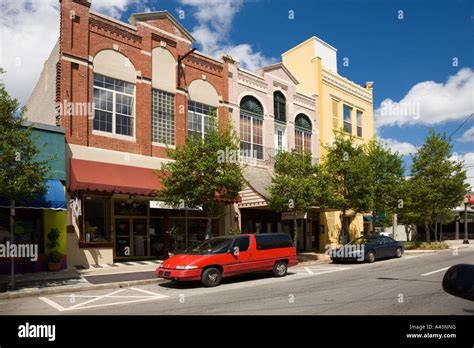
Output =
[
  {"x1": 70, "y1": 197, "x2": 82, "y2": 218},
  {"x1": 281, "y1": 211, "x2": 307, "y2": 220},
  {"x1": 149, "y1": 200, "x2": 202, "y2": 210}
]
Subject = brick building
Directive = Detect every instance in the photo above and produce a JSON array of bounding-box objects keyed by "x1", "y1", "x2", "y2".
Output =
[{"x1": 26, "y1": 0, "x2": 232, "y2": 267}]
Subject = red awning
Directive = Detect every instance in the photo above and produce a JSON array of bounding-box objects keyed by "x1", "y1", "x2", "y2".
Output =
[{"x1": 70, "y1": 159, "x2": 162, "y2": 196}]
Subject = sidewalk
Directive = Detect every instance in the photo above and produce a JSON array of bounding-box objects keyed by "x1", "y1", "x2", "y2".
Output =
[
  {"x1": 404, "y1": 239, "x2": 473, "y2": 254},
  {"x1": 0, "y1": 261, "x2": 165, "y2": 300}
]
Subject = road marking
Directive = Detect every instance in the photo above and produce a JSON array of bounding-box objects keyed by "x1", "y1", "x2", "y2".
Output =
[
  {"x1": 39, "y1": 287, "x2": 169, "y2": 312},
  {"x1": 304, "y1": 267, "x2": 314, "y2": 275},
  {"x1": 297, "y1": 266, "x2": 351, "y2": 276},
  {"x1": 38, "y1": 297, "x2": 67, "y2": 312},
  {"x1": 421, "y1": 267, "x2": 449, "y2": 276}
]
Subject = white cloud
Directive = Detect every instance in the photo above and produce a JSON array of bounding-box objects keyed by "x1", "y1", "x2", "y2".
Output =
[
  {"x1": 379, "y1": 137, "x2": 417, "y2": 156},
  {"x1": 178, "y1": 0, "x2": 275, "y2": 71},
  {"x1": 458, "y1": 126, "x2": 474, "y2": 143},
  {"x1": 0, "y1": 0, "x2": 143, "y2": 105},
  {"x1": 375, "y1": 68, "x2": 474, "y2": 129},
  {"x1": 456, "y1": 152, "x2": 474, "y2": 190}
]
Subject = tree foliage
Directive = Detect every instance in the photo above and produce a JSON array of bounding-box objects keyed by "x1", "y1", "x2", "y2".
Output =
[
  {"x1": 365, "y1": 139, "x2": 405, "y2": 232},
  {"x1": 157, "y1": 118, "x2": 244, "y2": 238},
  {"x1": 269, "y1": 150, "x2": 329, "y2": 246},
  {"x1": 322, "y1": 134, "x2": 373, "y2": 243},
  {"x1": 401, "y1": 129, "x2": 468, "y2": 242},
  {"x1": 0, "y1": 68, "x2": 49, "y2": 204}
]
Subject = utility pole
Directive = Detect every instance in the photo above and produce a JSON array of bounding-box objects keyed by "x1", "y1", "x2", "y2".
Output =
[{"x1": 463, "y1": 202, "x2": 470, "y2": 244}]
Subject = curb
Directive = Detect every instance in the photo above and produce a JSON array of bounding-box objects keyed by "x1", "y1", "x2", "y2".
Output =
[
  {"x1": 404, "y1": 245, "x2": 470, "y2": 254},
  {"x1": 297, "y1": 259, "x2": 331, "y2": 266},
  {"x1": 0, "y1": 277, "x2": 167, "y2": 300}
]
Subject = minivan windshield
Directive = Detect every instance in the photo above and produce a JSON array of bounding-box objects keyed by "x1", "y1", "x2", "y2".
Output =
[{"x1": 186, "y1": 237, "x2": 234, "y2": 255}]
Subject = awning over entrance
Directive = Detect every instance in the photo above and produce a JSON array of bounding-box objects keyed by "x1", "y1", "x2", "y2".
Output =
[
  {"x1": 70, "y1": 159, "x2": 162, "y2": 196},
  {"x1": 0, "y1": 179, "x2": 67, "y2": 210},
  {"x1": 238, "y1": 166, "x2": 272, "y2": 208}
]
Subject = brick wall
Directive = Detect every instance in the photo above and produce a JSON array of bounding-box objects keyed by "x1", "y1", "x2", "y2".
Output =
[{"x1": 59, "y1": 0, "x2": 229, "y2": 160}]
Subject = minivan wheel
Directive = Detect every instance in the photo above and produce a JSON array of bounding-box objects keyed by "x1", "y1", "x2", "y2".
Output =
[
  {"x1": 366, "y1": 251, "x2": 376, "y2": 263},
  {"x1": 201, "y1": 267, "x2": 222, "y2": 287},
  {"x1": 395, "y1": 247, "x2": 403, "y2": 258},
  {"x1": 273, "y1": 261, "x2": 288, "y2": 277}
]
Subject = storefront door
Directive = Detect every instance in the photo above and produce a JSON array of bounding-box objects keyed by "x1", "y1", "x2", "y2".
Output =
[{"x1": 114, "y1": 217, "x2": 149, "y2": 258}]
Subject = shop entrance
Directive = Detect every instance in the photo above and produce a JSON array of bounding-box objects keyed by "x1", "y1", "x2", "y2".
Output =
[{"x1": 114, "y1": 217, "x2": 149, "y2": 258}]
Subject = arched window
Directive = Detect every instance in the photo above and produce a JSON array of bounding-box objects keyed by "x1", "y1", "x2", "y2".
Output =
[
  {"x1": 93, "y1": 50, "x2": 136, "y2": 137},
  {"x1": 240, "y1": 96, "x2": 264, "y2": 160},
  {"x1": 187, "y1": 79, "x2": 219, "y2": 139},
  {"x1": 273, "y1": 91, "x2": 286, "y2": 123},
  {"x1": 295, "y1": 114, "x2": 312, "y2": 154}
]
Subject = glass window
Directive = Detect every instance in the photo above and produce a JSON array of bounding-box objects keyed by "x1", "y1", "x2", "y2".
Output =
[
  {"x1": 152, "y1": 90, "x2": 175, "y2": 145},
  {"x1": 356, "y1": 110, "x2": 362, "y2": 137},
  {"x1": 343, "y1": 105, "x2": 352, "y2": 134},
  {"x1": 187, "y1": 101, "x2": 216, "y2": 139},
  {"x1": 240, "y1": 96, "x2": 264, "y2": 160},
  {"x1": 273, "y1": 91, "x2": 286, "y2": 123},
  {"x1": 233, "y1": 236, "x2": 250, "y2": 252},
  {"x1": 255, "y1": 234, "x2": 292, "y2": 250},
  {"x1": 294, "y1": 114, "x2": 312, "y2": 154},
  {"x1": 332, "y1": 100, "x2": 339, "y2": 129},
  {"x1": 93, "y1": 74, "x2": 135, "y2": 136},
  {"x1": 83, "y1": 195, "x2": 111, "y2": 243}
]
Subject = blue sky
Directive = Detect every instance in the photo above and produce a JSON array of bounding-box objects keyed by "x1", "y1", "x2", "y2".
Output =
[{"x1": 1, "y1": 0, "x2": 473, "y2": 183}]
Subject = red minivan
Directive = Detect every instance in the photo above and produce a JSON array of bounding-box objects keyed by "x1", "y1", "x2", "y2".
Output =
[{"x1": 155, "y1": 233, "x2": 298, "y2": 287}]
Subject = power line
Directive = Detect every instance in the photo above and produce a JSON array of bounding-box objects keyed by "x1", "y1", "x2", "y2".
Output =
[{"x1": 448, "y1": 113, "x2": 474, "y2": 140}]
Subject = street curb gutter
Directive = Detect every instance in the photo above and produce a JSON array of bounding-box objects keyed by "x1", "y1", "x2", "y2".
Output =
[{"x1": 0, "y1": 278, "x2": 167, "y2": 301}]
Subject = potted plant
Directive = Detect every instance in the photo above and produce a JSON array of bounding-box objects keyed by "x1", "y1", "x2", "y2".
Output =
[{"x1": 46, "y1": 228, "x2": 62, "y2": 272}]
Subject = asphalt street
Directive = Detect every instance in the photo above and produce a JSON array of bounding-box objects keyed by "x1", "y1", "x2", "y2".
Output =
[{"x1": 1, "y1": 248, "x2": 473, "y2": 315}]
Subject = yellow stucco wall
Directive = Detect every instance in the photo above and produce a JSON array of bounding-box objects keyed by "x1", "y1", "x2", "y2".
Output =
[
  {"x1": 283, "y1": 38, "x2": 374, "y2": 250},
  {"x1": 43, "y1": 210, "x2": 67, "y2": 255}
]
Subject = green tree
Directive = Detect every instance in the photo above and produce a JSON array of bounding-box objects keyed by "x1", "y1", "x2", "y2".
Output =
[
  {"x1": 365, "y1": 139, "x2": 405, "y2": 234},
  {"x1": 0, "y1": 68, "x2": 50, "y2": 288},
  {"x1": 322, "y1": 134, "x2": 373, "y2": 244},
  {"x1": 157, "y1": 118, "x2": 244, "y2": 243},
  {"x1": 268, "y1": 150, "x2": 328, "y2": 247},
  {"x1": 407, "y1": 129, "x2": 468, "y2": 242}
]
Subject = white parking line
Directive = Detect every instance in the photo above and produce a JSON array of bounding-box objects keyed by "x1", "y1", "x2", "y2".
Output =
[
  {"x1": 421, "y1": 267, "x2": 449, "y2": 276},
  {"x1": 39, "y1": 287, "x2": 169, "y2": 312},
  {"x1": 304, "y1": 267, "x2": 314, "y2": 275}
]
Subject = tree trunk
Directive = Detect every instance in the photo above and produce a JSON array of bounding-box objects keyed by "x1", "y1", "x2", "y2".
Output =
[
  {"x1": 10, "y1": 199, "x2": 15, "y2": 290},
  {"x1": 341, "y1": 210, "x2": 347, "y2": 244},
  {"x1": 293, "y1": 210, "x2": 298, "y2": 248},
  {"x1": 434, "y1": 222, "x2": 438, "y2": 242},
  {"x1": 372, "y1": 210, "x2": 376, "y2": 236},
  {"x1": 425, "y1": 219, "x2": 430, "y2": 243}
]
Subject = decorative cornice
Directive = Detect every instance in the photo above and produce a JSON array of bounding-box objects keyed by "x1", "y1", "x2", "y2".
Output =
[
  {"x1": 73, "y1": 0, "x2": 91, "y2": 8},
  {"x1": 293, "y1": 94, "x2": 316, "y2": 111},
  {"x1": 322, "y1": 69, "x2": 372, "y2": 104},
  {"x1": 185, "y1": 54, "x2": 223, "y2": 73},
  {"x1": 151, "y1": 32, "x2": 177, "y2": 48},
  {"x1": 90, "y1": 16, "x2": 142, "y2": 46},
  {"x1": 238, "y1": 71, "x2": 267, "y2": 93}
]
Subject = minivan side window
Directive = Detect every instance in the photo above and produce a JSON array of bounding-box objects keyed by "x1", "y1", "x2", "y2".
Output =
[
  {"x1": 255, "y1": 234, "x2": 292, "y2": 250},
  {"x1": 233, "y1": 237, "x2": 250, "y2": 252}
]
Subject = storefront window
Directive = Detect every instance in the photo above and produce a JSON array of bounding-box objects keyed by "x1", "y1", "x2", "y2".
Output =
[
  {"x1": 0, "y1": 208, "x2": 44, "y2": 254},
  {"x1": 83, "y1": 195, "x2": 111, "y2": 243}
]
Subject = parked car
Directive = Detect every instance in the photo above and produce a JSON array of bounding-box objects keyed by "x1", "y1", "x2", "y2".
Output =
[
  {"x1": 330, "y1": 235, "x2": 404, "y2": 263},
  {"x1": 155, "y1": 233, "x2": 298, "y2": 287}
]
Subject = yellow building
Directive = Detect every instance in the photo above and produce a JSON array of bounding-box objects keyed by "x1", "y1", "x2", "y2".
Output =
[{"x1": 282, "y1": 36, "x2": 374, "y2": 249}]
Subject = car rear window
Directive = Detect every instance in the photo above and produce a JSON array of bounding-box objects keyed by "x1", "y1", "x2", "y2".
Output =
[{"x1": 255, "y1": 234, "x2": 293, "y2": 250}]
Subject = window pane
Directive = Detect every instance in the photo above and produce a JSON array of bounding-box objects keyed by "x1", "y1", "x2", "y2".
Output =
[
  {"x1": 187, "y1": 101, "x2": 215, "y2": 139},
  {"x1": 304, "y1": 132, "x2": 311, "y2": 154},
  {"x1": 116, "y1": 114, "x2": 133, "y2": 136},
  {"x1": 295, "y1": 129, "x2": 303, "y2": 153},
  {"x1": 84, "y1": 195, "x2": 111, "y2": 243},
  {"x1": 152, "y1": 90, "x2": 175, "y2": 145},
  {"x1": 93, "y1": 109, "x2": 113, "y2": 133},
  {"x1": 343, "y1": 105, "x2": 352, "y2": 134}
]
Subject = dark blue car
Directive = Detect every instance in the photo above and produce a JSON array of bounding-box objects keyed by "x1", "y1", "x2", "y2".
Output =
[{"x1": 330, "y1": 236, "x2": 404, "y2": 263}]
